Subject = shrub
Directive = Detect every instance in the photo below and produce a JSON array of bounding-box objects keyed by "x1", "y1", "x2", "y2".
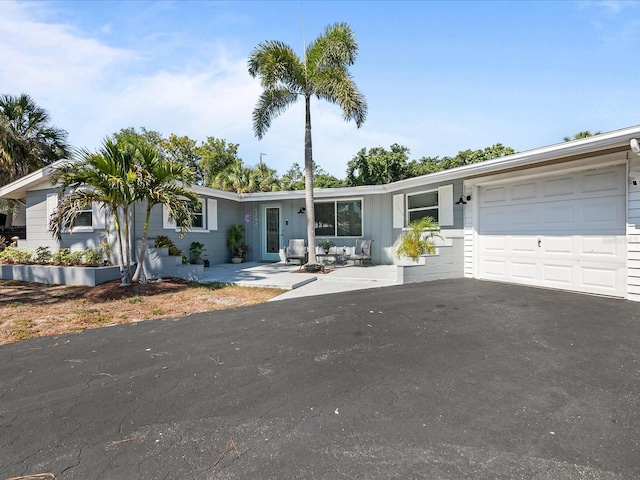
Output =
[
  {"x1": 154, "y1": 235, "x2": 184, "y2": 257},
  {"x1": 51, "y1": 248, "x2": 72, "y2": 265},
  {"x1": 0, "y1": 247, "x2": 34, "y2": 264},
  {"x1": 34, "y1": 246, "x2": 53, "y2": 264},
  {"x1": 82, "y1": 248, "x2": 103, "y2": 266}
]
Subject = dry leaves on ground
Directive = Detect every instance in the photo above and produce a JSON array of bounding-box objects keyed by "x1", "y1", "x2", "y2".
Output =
[{"x1": 0, "y1": 279, "x2": 285, "y2": 345}]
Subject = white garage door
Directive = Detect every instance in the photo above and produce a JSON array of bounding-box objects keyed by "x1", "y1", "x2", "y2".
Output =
[{"x1": 477, "y1": 166, "x2": 627, "y2": 297}]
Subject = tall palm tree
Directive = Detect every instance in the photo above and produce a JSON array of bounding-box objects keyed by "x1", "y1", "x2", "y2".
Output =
[
  {"x1": 248, "y1": 22, "x2": 367, "y2": 264},
  {"x1": 0, "y1": 93, "x2": 70, "y2": 187},
  {"x1": 131, "y1": 141, "x2": 198, "y2": 282}
]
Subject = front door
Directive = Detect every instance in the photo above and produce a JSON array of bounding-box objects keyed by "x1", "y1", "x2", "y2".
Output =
[{"x1": 262, "y1": 205, "x2": 283, "y2": 261}]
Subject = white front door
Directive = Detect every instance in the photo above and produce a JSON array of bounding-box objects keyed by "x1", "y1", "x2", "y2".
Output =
[
  {"x1": 262, "y1": 205, "x2": 283, "y2": 261},
  {"x1": 476, "y1": 166, "x2": 627, "y2": 297}
]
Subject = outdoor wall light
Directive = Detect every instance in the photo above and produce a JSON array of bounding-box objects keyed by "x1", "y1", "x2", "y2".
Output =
[
  {"x1": 455, "y1": 195, "x2": 471, "y2": 205},
  {"x1": 297, "y1": 207, "x2": 306, "y2": 214}
]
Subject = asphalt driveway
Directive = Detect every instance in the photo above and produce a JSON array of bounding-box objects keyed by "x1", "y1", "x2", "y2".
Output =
[{"x1": 1, "y1": 279, "x2": 639, "y2": 479}]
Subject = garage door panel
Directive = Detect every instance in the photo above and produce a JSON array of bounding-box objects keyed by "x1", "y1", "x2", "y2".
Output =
[
  {"x1": 477, "y1": 166, "x2": 626, "y2": 297},
  {"x1": 543, "y1": 176, "x2": 574, "y2": 198},
  {"x1": 541, "y1": 263, "x2": 574, "y2": 285},
  {"x1": 542, "y1": 204, "x2": 575, "y2": 228},
  {"x1": 583, "y1": 168, "x2": 625, "y2": 194},
  {"x1": 511, "y1": 236, "x2": 537, "y2": 253},
  {"x1": 581, "y1": 236, "x2": 625, "y2": 257},
  {"x1": 512, "y1": 182, "x2": 537, "y2": 200},
  {"x1": 483, "y1": 186, "x2": 507, "y2": 204},
  {"x1": 479, "y1": 235, "x2": 507, "y2": 252},
  {"x1": 541, "y1": 237, "x2": 574, "y2": 255},
  {"x1": 581, "y1": 199, "x2": 626, "y2": 231},
  {"x1": 511, "y1": 261, "x2": 537, "y2": 280},
  {"x1": 482, "y1": 258, "x2": 507, "y2": 277},
  {"x1": 582, "y1": 267, "x2": 620, "y2": 291}
]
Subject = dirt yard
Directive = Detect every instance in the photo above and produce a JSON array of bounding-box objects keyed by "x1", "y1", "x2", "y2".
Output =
[{"x1": 0, "y1": 279, "x2": 285, "y2": 345}]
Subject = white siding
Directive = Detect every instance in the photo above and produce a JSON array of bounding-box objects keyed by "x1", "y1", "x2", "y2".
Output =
[{"x1": 627, "y1": 158, "x2": 640, "y2": 301}]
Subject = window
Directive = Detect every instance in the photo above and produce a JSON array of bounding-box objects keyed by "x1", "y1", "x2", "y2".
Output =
[
  {"x1": 72, "y1": 203, "x2": 93, "y2": 228},
  {"x1": 407, "y1": 190, "x2": 439, "y2": 223},
  {"x1": 188, "y1": 200, "x2": 204, "y2": 229},
  {"x1": 46, "y1": 191, "x2": 106, "y2": 233},
  {"x1": 162, "y1": 198, "x2": 217, "y2": 232},
  {"x1": 314, "y1": 199, "x2": 362, "y2": 237}
]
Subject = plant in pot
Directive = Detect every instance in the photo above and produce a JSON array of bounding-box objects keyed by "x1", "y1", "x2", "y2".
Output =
[
  {"x1": 227, "y1": 224, "x2": 251, "y2": 263},
  {"x1": 395, "y1": 216, "x2": 442, "y2": 262},
  {"x1": 318, "y1": 238, "x2": 335, "y2": 254},
  {"x1": 189, "y1": 241, "x2": 207, "y2": 265}
]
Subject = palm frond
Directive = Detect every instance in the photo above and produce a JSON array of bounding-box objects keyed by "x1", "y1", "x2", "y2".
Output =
[{"x1": 252, "y1": 89, "x2": 299, "y2": 139}]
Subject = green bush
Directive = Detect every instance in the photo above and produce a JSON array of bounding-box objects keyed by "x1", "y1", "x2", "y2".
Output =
[
  {"x1": 0, "y1": 247, "x2": 34, "y2": 264},
  {"x1": 83, "y1": 248, "x2": 103, "y2": 266},
  {"x1": 51, "y1": 248, "x2": 72, "y2": 265},
  {"x1": 34, "y1": 246, "x2": 53, "y2": 264},
  {"x1": 154, "y1": 235, "x2": 184, "y2": 257}
]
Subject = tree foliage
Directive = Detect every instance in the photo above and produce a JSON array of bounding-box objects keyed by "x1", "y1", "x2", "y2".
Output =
[
  {"x1": 0, "y1": 93, "x2": 70, "y2": 187},
  {"x1": 563, "y1": 131, "x2": 601, "y2": 142},
  {"x1": 395, "y1": 216, "x2": 442, "y2": 262},
  {"x1": 346, "y1": 144, "x2": 410, "y2": 186}
]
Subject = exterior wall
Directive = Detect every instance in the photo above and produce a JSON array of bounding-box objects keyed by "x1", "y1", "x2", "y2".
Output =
[
  {"x1": 22, "y1": 188, "x2": 108, "y2": 256},
  {"x1": 245, "y1": 180, "x2": 465, "y2": 266},
  {"x1": 136, "y1": 196, "x2": 244, "y2": 266},
  {"x1": 627, "y1": 155, "x2": 640, "y2": 301},
  {"x1": 396, "y1": 239, "x2": 465, "y2": 284},
  {"x1": 388, "y1": 179, "x2": 465, "y2": 265}
]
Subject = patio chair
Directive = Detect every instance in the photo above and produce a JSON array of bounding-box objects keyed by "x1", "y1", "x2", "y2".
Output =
[
  {"x1": 351, "y1": 239, "x2": 373, "y2": 266},
  {"x1": 285, "y1": 239, "x2": 308, "y2": 267}
]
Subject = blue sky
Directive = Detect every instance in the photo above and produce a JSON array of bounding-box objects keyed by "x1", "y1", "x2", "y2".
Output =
[{"x1": 2, "y1": 1, "x2": 639, "y2": 177}]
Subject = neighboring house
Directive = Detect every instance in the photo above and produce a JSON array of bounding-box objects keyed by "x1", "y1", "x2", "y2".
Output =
[{"x1": 1, "y1": 125, "x2": 640, "y2": 302}]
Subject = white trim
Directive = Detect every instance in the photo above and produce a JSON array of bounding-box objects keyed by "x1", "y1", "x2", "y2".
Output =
[
  {"x1": 392, "y1": 194, "x2": 404, "y2": 229},
  {"x1": 406, "y1": 189, "x2": 439, "y2": 225},
  {"x1": 262, "y1": 204, "x2": 282, "y2": 261},
  {"x1": 207, "y1": 199, "x2": 218, "y2": 231},
  {"x1": 438, "y1": 184, "x2": 454, "y2": 226},
  {"x1": 46, "y1": 193, "x2": 58, "y2": 232}
]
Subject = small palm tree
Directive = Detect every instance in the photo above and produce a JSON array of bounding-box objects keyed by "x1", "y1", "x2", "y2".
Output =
[
  {"x1": 248, "y1": 22, "x2": 367, "y2": 264},
  {"x1": 50, "y1": 139, "x2": 137, "y2": 285},
  {"x1": 130, "y1": 141, "x2": 199, "y2": 282},
  {"x1": 51, "y1": 137, "x2": 199, "y2": 285},
  {"x1": 396, "y1": 217, "x2": 442, "y2": 262}
]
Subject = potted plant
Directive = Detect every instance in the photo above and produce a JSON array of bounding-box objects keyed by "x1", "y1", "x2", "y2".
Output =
[
  {"x1": 395, "y1": 216, "x2": 442, "y2": 262},
  {"x1": 227, "y1": 224, "x2": 251, "y2": 263},
  {"x1": 189, "y1": 241, "x2": 206, "y2": 265},
  {"x1": 318, "y1": 238, "x2": 335, "y2": 254}
]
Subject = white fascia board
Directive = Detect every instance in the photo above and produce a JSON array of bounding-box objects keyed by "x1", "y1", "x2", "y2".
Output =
[
  {"x1": 0, "y1": 159, "x2": 70, "y2": 199},
  {"x1": 190, "y1": 185, "x2": 242, "y2": 201}
]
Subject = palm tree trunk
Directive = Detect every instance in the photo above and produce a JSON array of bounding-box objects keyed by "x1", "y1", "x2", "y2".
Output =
[
  {"x1": 122, "y1": 207, "x2": 132, "y2": 285},
  {"x1": 304, "y1": 95, "x2": 316, "y2": 264},
  {"x1": 112, "y1": 208, "x2": 127, "y2": 286},
  {"x1": 132, "y1": 204, "x2": 152, "y2": 283}
]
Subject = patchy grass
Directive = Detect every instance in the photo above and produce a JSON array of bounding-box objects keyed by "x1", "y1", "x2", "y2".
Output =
[{"x1": 0, "y1": 278, "x2": 285, "y2": 345}]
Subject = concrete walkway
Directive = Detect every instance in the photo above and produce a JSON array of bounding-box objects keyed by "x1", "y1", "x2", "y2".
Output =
[{"x1": 198, "y1": 261, "x2": 399, "y2": 300}]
